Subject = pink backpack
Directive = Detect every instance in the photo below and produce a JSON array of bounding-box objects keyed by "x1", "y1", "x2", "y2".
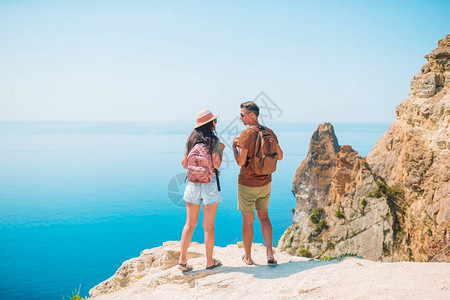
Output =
[{"x1": 187, "y1": 143, "x2": 213, "y2": 183}]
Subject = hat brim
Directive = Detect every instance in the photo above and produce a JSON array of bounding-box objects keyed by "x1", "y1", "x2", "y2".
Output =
[{"x1": 194, "y1": 114, "x2": 219, "y2": 129}]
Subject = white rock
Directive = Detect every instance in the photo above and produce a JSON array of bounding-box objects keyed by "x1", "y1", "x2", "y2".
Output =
[{"x1": 89, "y1": 241, "x2": 450, "y2": 300}]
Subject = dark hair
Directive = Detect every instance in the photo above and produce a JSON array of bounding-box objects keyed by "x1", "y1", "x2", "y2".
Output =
[
  {"x1": 240, "y1": 101, "x2": 260, "y2": 117},
  {"x1": 186, "y1": 120, "x2": 218, "y2": 155}
]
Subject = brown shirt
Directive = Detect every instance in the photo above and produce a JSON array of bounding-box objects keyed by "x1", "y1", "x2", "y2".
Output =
[{"x1": 237, "y1": 125, "x2": 278, "y2": 187}]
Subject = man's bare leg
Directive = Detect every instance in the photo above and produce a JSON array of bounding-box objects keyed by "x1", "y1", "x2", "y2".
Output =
[
  {"x1": 256, "y1": 209, "x2": 275, "y2": 261},
  {"x1": 242, "y1": 211, "x2": 255, "y2": 264}
]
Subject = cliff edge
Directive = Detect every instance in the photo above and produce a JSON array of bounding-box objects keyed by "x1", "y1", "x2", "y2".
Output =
[
  {"x1": 278, "y1": 34, "x2": 450, "y2": 262},
  {"x1": 88, "y1": 241, "x2": 450, "y2": 299}
]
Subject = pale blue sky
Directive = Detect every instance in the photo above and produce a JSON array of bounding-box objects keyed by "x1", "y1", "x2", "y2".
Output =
[{"x1": 1, "y1": 0, "x2": 449, "y2": 122}]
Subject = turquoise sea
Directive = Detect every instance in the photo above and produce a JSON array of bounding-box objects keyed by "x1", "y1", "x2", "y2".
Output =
[{"x1": 0, "y1": 121, "x2": 390, "y2": 299}]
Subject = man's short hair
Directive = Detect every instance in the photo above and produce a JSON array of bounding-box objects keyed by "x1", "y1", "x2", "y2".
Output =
[{"x1": 240, "y1": 101, "x2": 260, "y2": 117}]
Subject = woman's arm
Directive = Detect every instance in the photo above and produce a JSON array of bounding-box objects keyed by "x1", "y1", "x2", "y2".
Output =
[
  {"x1": 181, "y1": 154, "x2": 188, "y2": 169},
  {"x1": 212, "y1": 142, "x2": 225, "y2": 169},
  {"x1": 212, "y1": 153, "x2": 222, "y2": 169}
]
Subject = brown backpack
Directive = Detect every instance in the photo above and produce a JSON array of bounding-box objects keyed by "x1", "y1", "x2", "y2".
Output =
[{"x1": 247, "y1": 126, "x2": 279, "y2": 175}]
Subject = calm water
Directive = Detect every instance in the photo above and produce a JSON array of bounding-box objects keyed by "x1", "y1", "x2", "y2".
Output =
[{"x1": 0, "y1": 121, "x2": 389, "y2": 299}]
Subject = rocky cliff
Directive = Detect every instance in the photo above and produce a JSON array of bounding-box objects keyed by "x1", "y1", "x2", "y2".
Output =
[
  {"x1": 278, "y1": 34, "x2": 450, "y2": 262},
  {"x1": 88, "y1": 241, "x2": 450, "y2": 299}
]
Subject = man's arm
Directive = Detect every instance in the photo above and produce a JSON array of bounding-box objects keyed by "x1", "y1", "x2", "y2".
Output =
[
  {"x1": 277, "y1": 143, "x2": 283, "y2": 161},
  {"x1": 233, "y1": 137, "x2": 248, "y2": 167}
]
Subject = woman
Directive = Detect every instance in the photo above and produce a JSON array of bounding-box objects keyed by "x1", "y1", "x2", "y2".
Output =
[{"x1": 178, "y1": 109, "x2": 225, "y2": 271}]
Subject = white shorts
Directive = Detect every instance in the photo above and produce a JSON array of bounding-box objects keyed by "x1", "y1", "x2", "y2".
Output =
[{"x1": 183, "y1": 175, "x2": 222, "y2": 205}]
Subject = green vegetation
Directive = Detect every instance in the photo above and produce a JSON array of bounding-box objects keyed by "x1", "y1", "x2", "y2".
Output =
[
  {"x1": 433, "y1": 62, "x2": 446, "y2": 72},
  {"x1": 310, "y1": 207, "x2": 328, "y2": 233},
  {"x1": 396, "y1": 228, "x2": 406, "y2": 243},
  {"x1": 362, "y1": 160, "x2": 372, "y2": 171},
  {"x1": 316, "y1": 219, "x2": 328, "y2": 232},
  {"x1": 61, "y1": 285, "x2": 86, "y2": 300},
  {"x1": 408, "y1": 248, "x2": 414, "y2": 261},
  {"x1": 360, "y1": 198, "x2": 368, "y2": 215},
  {"x1": 326, "y1": 241, "x2": 335, "y2": 250},
  {"x1": 320, "y1": 253, "x2": 360, "y2": 261},
  {"x1": 381, "y1": 212, "x2": 391, "y2": 221},
  {"x1": 427, "y1": 228, "x2": 433, "y2": 236},
  {"x1": 371, "y1": 179, "x2": 407, "y2": 248},
  {"x1": 391, "y1": 185, "x2": 405, "y2": 200},
  {"x1": 335, "y1": 208, "x2": 345, "y2": 219},
  {"x1": 375, "y1": 181, "x2": 405, "y2": 201},
  {"x1": 382, "y1": 242, "x2": 391, "y2": 256},
  {"x1": 310, "y1": 207, "x2": 325, "y2": 224},
  {"x1": 298, "y1": 248, "x2": 312, "y2": 258},
  {"x1": 320, "y1": 255, "x2": 333, "y2": 261}
]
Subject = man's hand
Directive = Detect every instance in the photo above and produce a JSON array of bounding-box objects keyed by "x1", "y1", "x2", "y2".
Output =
[{"x1": 220, "y1": 142, "x2": 225, "y2": 153}]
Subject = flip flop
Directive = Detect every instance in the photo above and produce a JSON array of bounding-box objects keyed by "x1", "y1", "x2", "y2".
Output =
[
  {"x1": 267, "y1": 258, "x2": 277, "y2": 267},
  {"x1": 206, "y1": 259, "x2": 222, "y2": 270},
  {"x1": 178, "y1": 263, "x2": 193, "y2": 272},
  {"x1": 241, "y1": 255, "x2": 254, "y2": 265}
]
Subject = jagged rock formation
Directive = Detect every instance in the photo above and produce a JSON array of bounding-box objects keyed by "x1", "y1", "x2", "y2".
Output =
[
  {"x1": 279, "y1": 123, "x2": 395, "y2": 261},
  {"x1": 366, "y1": 34, "x2": 450, "y2": 262},
  {"x1": 89, "y1": 241, "x2": 450, "y2": 299},
  {"x1": 278, "y1": 34, "x2": 450, "y2": 262}
]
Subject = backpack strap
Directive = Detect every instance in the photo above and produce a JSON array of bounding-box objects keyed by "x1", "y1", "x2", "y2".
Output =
[
  {"x1": 214, "y1": 168, "x2": 221, "y2": 191},
  {"x1": 244, "y1": 125, "x2": 264, "y2": 167},
  {"x1": 210, "y1": 140, "x2": 221, "y2": 191},
  {"x1": 210, "y1": 146, "x2": 221, "y2": 192}
]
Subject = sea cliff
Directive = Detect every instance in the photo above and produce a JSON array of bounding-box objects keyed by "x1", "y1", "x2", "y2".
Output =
[{"x1": 278, "y1": 34, "x2": 450, "y2": 262}]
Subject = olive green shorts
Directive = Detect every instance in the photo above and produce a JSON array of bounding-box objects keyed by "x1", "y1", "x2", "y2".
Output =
[{"x1": 237, "y1": 182, "x2": 272, "y2": 213}]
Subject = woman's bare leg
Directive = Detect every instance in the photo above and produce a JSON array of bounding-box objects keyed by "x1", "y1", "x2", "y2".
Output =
[
  {"x1": 179, "y1": 202, "x2": 201, "y2": 265},
  {"x1": 203, "y1": 202, "x2": 219, "y2": 267}
]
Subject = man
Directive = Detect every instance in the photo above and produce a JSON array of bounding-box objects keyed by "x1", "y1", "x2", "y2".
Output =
[{"x1": 232, "y1": 101, "x2": 283, "y2": 266}]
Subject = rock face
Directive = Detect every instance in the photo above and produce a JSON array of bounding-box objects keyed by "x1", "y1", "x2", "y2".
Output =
[
  {"x1": 279, "y1": 35, "x2": 450, "y2": 262},
  {"x1": 366, "y1": 34, "x2": 450, "y2": 262},
  {"x1": 88, "y1": 241, "x2": 450, "y2": 299},
  {"x1": 279, "y1": 123, "x2": 395, "y2": 261},
  {"x1": 89, "y1": 242, "x2": 204, "y2": 297}
]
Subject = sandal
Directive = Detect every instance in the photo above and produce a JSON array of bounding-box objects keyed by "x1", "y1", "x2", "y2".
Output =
[
  {"x1": 206, "y1": 259, "x2": 222, "y2": 270},
  {"x1": 267, "y1": 258, "x2": 277, "y2": 267},
  {"x1": 241, "y1": 255, "x2": 254, "y2": 265},
  {"x1": 178, "y1": 263, "x2": 193, "y2": 272}
]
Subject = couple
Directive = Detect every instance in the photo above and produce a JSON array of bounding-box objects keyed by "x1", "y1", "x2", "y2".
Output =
[{"x1": 178, "y1": 101, "x2": 283, "y2": 271}]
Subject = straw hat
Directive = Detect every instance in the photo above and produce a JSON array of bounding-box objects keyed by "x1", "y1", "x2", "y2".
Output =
[{"x1": 194, "y1": 109, "x2": 219, "y2": 128}]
